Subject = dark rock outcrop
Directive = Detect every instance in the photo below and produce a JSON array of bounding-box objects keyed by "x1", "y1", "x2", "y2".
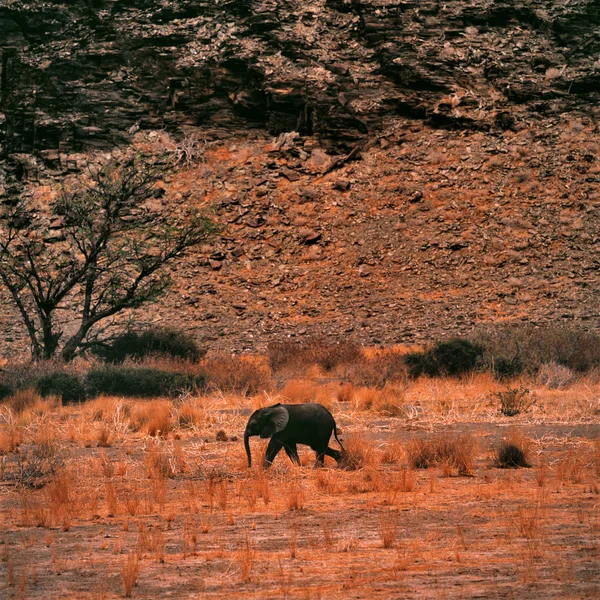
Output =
[{"x1": 1, "y1": 0, "x2": 599, "y2": 159}]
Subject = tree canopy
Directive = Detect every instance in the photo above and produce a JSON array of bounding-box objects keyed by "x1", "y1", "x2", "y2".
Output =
[{"x1": 0, "y1": 157, "x2": 216, "y2": 361}]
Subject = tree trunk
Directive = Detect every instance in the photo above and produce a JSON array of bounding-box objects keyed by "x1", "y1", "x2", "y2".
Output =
[
  {"x1": 61, "y1": 324, "x2": 91, "y2": 362},
  {"x1": 41, "y1": 315, "x2": 60, "y2": 359}
]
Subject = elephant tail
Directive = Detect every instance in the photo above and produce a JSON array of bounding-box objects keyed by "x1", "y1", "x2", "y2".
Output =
[{"x1": 334, "y1": 426, "x2": 346, "y2": 454}]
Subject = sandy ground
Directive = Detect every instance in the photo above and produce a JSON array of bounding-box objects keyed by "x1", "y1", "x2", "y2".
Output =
[{"x1": 0, "y1": 383, "x2": 599, "y2": 599}]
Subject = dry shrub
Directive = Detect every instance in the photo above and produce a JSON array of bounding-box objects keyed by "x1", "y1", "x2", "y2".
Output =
[
  {"x1": 268, "y1": 337, "x2": 361, "y2": 374},
  {"x1": 0, "y1": 425, "x2": 22, "y2": 455},
  {"x1": 345, "y1": 348, "x2": 408, "y2": 388},
  {"x1": 131, "y1": 401, "x2": 172, "y2": 437},
  {"x1": 536, "y1": 362, "x2": 575, "y2": 389},
  {"x1": 322, "y1": 521, "x2": 336, "y2": 549},
  {"x1": 279, "y1": 379, "x2": 332, "y2": 408},
  {"x1": 5, "y1": 389, "x2": 58, "y2": 415},
  {"x1": 145, "y1": 443, "x2": 174, "y2": 479},
  {"x1": 1, "y1": 360, "x2": 82, "y2": 394},
  {"x1": 336, "y1": 382, "x2": 354, "y2": 403},
  {"x1": 351, "y1": 385, "x2": 404, "y2": 415},
  {"x1": 175, "y1": 400, "x2": 204, "y2": 429},
  {"x1": 406, "y1": 433, "x2": 477, "y2": 475},
  {"x1": 203, "y1": 352, "x2": 271, "y2": 395},
  {"x1": 381, "y1": 440, "x2": 404, "y2": 465},
  {"x1": 343, "y1": 434, "x2": 377, "y2": 470},
  {"x1": 556, "y1": 449, "x2": 586, "y2": 483},
  {"x1": 495, "y1": 386, "x2": 534, "y2": 416},
  {"x1": 495, "y1": 431, "x2": 531, "y2": 468},
  {"x1": 474, "y1": 325, "x2": 600, "y2": 375},
  {"x1": 397, "y1": 467, "x2": 416, "y2": 492},
  {"x1": 90, "y1": 396, "x2": 131, "y2": 424},
  {"x1": 121, "y1": 552, "x2": 140, "y2": 597},
  {"x1": 46, "y1": 468, "x2": 77, "y2": 529}
]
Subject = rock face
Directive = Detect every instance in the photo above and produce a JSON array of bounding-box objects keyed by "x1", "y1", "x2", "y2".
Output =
[{"x1": 1, "y1": 0, "x2": 599, "y2": 158}]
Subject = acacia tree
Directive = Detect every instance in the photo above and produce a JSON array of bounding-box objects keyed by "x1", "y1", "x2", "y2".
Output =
[{"x1": 0, "y1": 157, "x2": 216, "y2": 361}]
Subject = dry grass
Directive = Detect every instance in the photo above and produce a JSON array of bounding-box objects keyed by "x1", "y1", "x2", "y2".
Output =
[
  {"x1": 406, "y1": 433, "x2": 477, "y2": 475},
  {"x1": 378, "y1": 509, "x2": 399, "y2": 548},
  {"x1": 131, "y1": 400, "x2": 172, "y2": 437},
  {"x1": 343, "y1": 434, "x2": 377, "y2": 470},
  {"x1": 203, "y1": 353, "x2": 272, "y2": 395},
  {"x1": 0, "y1": 357, "x2": 599, "y2": 599},
  {"x1": 236, "y1": 536, "x2": 256, "y2": 582},
  {"x1": 120, "y1": 552, "x2": 140, "y2": 597}
]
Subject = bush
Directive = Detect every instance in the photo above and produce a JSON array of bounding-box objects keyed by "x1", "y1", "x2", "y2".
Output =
[
  {"x1": 85, "y1": 366, "x2": 206, "y2": 399},
  {"x1": 203, "y1": 353, "x2": 271, "y2": 395},
  {"x1": 0, "y1": 382, "x2": 14, "y2": 401},
  {"x1": 495, "y1": 432, "x2": 531, "y2": 468},
  {"x1": 405, "y1": 433, "x2": 477, "y2": 475},
  {"x1": 36, "y1": 372, "x2": 86, "y2": 404},
  {"x1": 267, "y1": 337, "x2": 361, "y2": 373},
  {"x1": 473, "y1": 326, "x2": 600, "y2": 375},
  {"x1": 404, "y1": 338, "x2": 483, "y2": 378},
  {"x1": 98, "y1": 328, "x2": 203, "y2": 363},
  {"x1": 344, "y1": 349, "x2": 408, "y2": 388},
  {"x1": 494, "y1": 386, "x2": 534, "y2": 416}
]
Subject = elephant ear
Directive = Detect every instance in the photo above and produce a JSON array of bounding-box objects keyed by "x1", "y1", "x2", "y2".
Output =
[{"x1": 259, "y1": 405, "x2": 289, "y2": 438}]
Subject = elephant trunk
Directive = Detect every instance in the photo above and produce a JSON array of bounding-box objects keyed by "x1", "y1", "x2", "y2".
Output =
[{"x1": 244, "y1": 429, "x2": 252, "y2": 468}]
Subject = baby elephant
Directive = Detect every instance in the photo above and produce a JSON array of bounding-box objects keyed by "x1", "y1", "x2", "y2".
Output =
[{"x1": 244, "y1": 402, "x2": 346, "y2": 468}]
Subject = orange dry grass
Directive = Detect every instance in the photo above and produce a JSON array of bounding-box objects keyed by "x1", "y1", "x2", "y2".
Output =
[
  {"x1": 131, "y1": 401, "x2": 172, "y2": 437},
  {"x1": 279, "y1": 379, "x2": 333, "y2": 407},
  {"x1": 202, "y1": 353, "x2": 271, "y2": 395}
]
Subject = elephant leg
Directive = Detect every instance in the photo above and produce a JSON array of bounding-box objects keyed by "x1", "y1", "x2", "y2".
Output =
[
  {"x1": 283, "y1": 443, "x2": 301, "y2": 466},
  {"x1": 313, "y1": 447, "x2": 326, "y2": 468},
  {"x1": 263, "y1": 438, "x2": 283, "y2": 468},
  {"x1": 325, "y1": 447, "x2": 343, "y2": 463}
]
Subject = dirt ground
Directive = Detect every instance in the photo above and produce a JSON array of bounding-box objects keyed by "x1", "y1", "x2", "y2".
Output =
[{"x1": 0, "y1": 380, "x2": 599, "y2": 599}]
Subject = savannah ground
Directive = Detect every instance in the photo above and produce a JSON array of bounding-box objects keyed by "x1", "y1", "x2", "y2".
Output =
[{"x1": 0, "y1": 364, "x2": 599, "y2": 599}]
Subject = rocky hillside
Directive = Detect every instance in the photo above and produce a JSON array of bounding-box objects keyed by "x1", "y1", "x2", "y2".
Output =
[{"x1": 1, "y1": 0, "x2": 600, "y2": 357}]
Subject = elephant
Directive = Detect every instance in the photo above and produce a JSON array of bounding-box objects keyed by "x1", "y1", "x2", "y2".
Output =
[{"x1": 244, "y1": 402, "x2": 346, "y2": 468}]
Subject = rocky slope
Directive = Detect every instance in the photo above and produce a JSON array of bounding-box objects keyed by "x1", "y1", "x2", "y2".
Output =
[{"x1": 1, "y1": 0, "x2": 600, "y2": 357}]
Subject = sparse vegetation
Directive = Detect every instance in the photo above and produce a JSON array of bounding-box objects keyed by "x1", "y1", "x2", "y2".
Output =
[
  {"x1": 495, "y1": 386, "x2": 534, "y2": 416},
  {"x1": 267, "y1": 337, "x2": 361, "y2": 373},
  {"x1": 98, "y1": 327, "x2": 203, "y2": 364},
  {"x1": 85, "y1": 366, "x2": 205, "y2": 398},
  {"x1": 405, "y1": 338, "x2": 483, "y2": 378},
  {"x1": 405, "y1": 433, "x2": 477, "y2": 475},
  {"x1": 0, "y1": 343, "x2": 598, "y2": 598},
  {"x1": 0, "y1": 157, "x2": 216, "y2": 361}
]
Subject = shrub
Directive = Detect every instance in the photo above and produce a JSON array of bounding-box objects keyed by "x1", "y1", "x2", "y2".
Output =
[
  {"x1": 267, "y1": 337, "x2": 361, "y2": 373},
  {"x1": 536, "y1": 362, "x2": 575, "y2": 389},
  {"x1": 36, "y1": 372, "x2": 86, "y2": 404},
  {"x1": 495, "y1": 433, "x2": 531, "y2": 468},
  {"x1": 405, "y1": 433, "x2": 477, "y2": 475},
  {"x1": 405, "y1": 338, "x2": 483, "y2": 378},
  {"x1": 344, "y1": 348, "x2": 408, "y2": 388},
  {"x1": 203, "y1": 353, "x2": 271, "y2": 395},
  {"x1": 495, "y1": 386, "x2": 534, "y2": 416},
  {"x1": 0, "y1": 382, "x2": 14, "y2": 401},
  {"x1": 473, "y1": 326, "x2": 600, "y2": 375},
  {"x1": 0, "y1": 361, "x2": 73, "y2": 394},
  {"x1": 85, "y1": 366, "x2": 206, "y2": 399},
  {"x1": 98, "y1": 328, "x2": 203, "y2": 363}
]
